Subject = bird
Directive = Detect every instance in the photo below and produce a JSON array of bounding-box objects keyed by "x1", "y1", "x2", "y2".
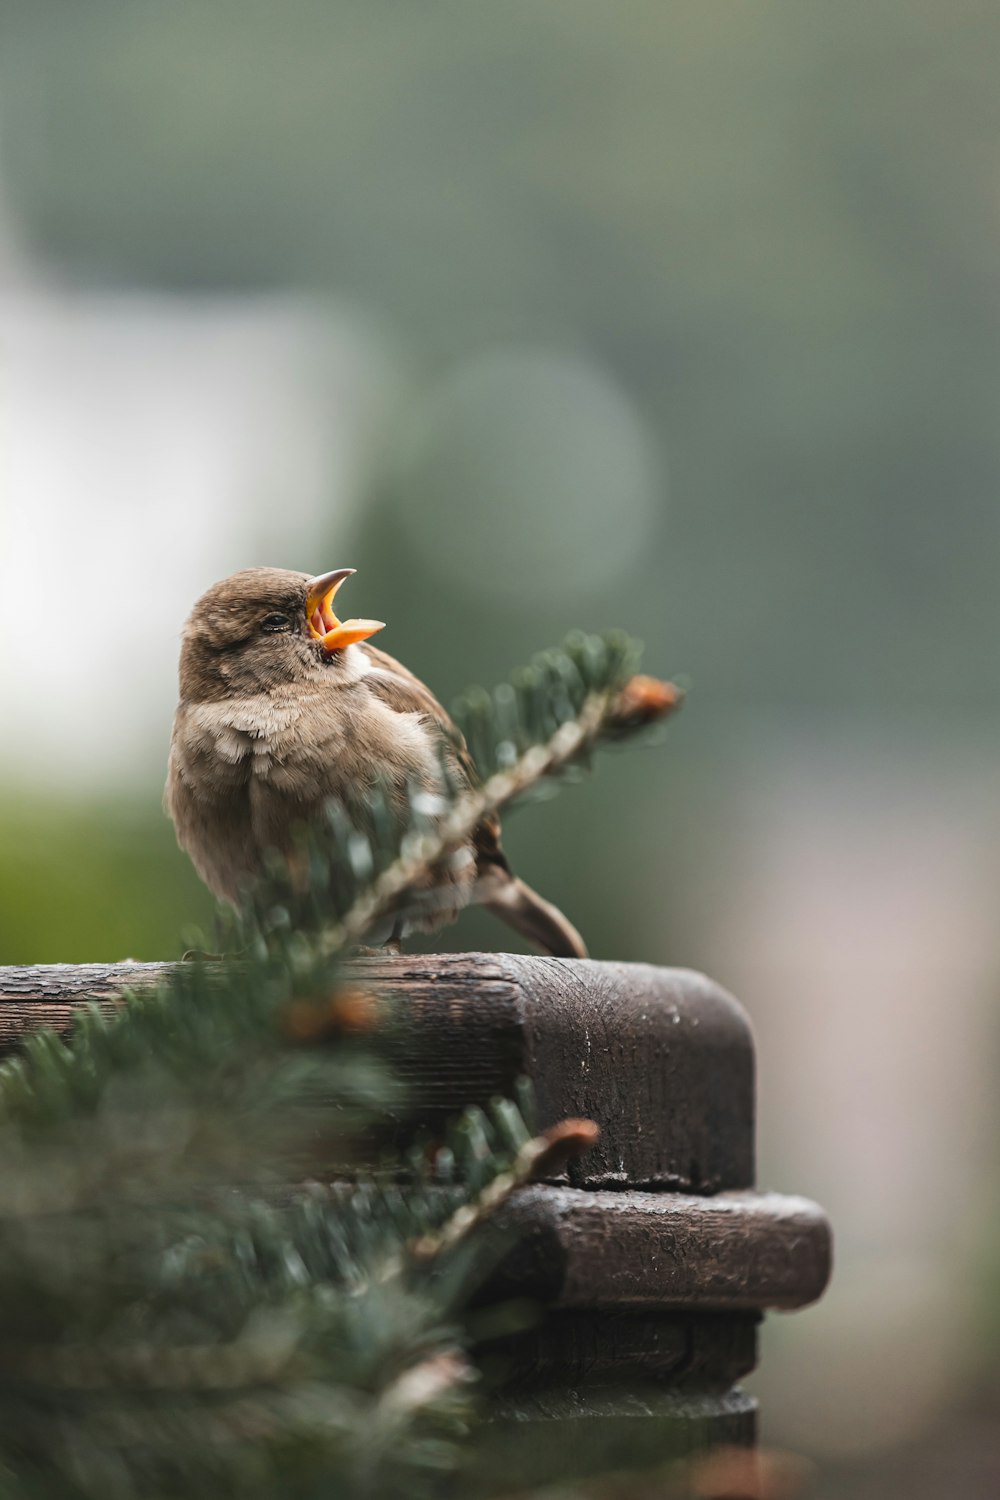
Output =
[{"x1": 165, "y1": 566, "x2": 588, "y2": 957}]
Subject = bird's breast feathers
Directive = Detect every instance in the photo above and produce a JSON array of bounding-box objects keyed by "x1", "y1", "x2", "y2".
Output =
[
  {"x1": 173, "y1": 676, "x2": 441, "y2": 800},
  {"x1": 185, "y1": 696, "x2": 304, "y2": 767}
]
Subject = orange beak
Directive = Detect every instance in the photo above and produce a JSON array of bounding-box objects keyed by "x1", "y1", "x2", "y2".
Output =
[{"x1": 305, "y1": 568, "x2": 385, "y2": 653}]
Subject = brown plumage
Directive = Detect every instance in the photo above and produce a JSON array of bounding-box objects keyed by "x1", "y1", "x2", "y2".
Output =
[{"x1": 165, "y1": 566, "x2": 587, "y2": 957}]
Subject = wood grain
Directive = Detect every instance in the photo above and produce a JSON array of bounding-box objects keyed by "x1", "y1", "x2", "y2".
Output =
[
  {"x1": 491, "y1": 1186, "x2": 831, "y2": 1311},
  {"x1": 0, "y1": 955, "x2": 755, "y2": 1193},
  {"x1": 0, "y1": 962, "x2": 162, "y2": 1050}
]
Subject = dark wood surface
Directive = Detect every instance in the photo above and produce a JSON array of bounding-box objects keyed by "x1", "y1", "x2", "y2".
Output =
[
  {"x1": 492, "y1": 1309, "x2": 759, "y2": 1386},
  {"x1": 492, "y1": 1186, "x2": 830, "y2": 1311},
  {"x1": 0, "y1": 952, "x2": 831, "y2": 1479},
  {"x1": 366, "y1": 955, "x2": 755, "y2": 1190},
  {"x1": 0, "y1": 962, "x2": 153, "y2": 1050},
  {"x1": 0, "y1": 955, "x2": 755, "y2": 1193},
  {"x1": 465, "y1": 1383, "x2": 759, "y2": 1495}
]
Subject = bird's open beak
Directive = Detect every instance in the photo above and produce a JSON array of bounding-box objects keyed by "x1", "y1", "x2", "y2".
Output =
[{"x1": 305, "y1": 568, "x2": 385, "y2": 653}]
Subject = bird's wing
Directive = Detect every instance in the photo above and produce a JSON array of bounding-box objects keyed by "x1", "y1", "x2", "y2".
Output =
[
  {"x1": 358, "y1": 643, "x2": 509, "y2": 874},
  {"x1": 359, "y1": 643, "x2": 586, "y2": 956}
]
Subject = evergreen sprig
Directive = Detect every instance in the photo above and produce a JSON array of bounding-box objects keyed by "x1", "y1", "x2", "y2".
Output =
[
  {"x1": 0, "y1": 632, "x2": 679, "y2": 1499},
  {"x1": 0, "y1": 1095, "x2": 594, "y2": 1500}
]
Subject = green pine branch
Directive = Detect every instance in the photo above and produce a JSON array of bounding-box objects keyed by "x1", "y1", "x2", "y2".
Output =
[
  {"x1": 0, "y1": 629, "x2": 679, "y2": 1500},
  {"x1": 0, "y1": 1093, "x2": 595, "y2": 1500}
]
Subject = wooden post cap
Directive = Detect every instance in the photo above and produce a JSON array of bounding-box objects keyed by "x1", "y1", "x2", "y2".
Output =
[{"x1": 355, "y1": 954, "x2": 756, "y2": 1194}]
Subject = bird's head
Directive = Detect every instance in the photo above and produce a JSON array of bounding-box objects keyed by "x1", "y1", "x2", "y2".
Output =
[{"x1": 178, "y1": 567, "x2": 385, "y2": 701}]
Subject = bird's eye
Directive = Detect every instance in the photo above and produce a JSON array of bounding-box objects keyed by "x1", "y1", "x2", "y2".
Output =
[{"x1": 260, "y1": 612, "x2": 292, "y2": 634}]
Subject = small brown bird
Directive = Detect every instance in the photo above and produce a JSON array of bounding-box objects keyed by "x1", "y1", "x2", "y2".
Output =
[{"x1": 166, "y1": 567, "x2": 587, "y2": 957}]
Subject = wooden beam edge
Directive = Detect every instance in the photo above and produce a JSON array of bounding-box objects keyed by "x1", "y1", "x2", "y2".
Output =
[{"x1": 496, "y1": 1185, "x2": 832, "y2": 1313}]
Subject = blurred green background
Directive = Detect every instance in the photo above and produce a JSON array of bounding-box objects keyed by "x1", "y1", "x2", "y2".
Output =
[{"x1": 2, "y1": 3, "x2": 1000, "y2": 1494}]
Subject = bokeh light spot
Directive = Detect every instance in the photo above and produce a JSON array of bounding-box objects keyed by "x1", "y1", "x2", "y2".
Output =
[{"x1": 389, "y1": 349, "x2": 659, "y2": 606}]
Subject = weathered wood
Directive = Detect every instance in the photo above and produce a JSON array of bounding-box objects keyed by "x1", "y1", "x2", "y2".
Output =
[
  {"x1": 0, "y1": 962, "x2": 157, "y2": 1049},
  {"x1": 0, "y1": 953, "x2": 831, "y2": 1484},
  {"x1": 379, "y1": 956, "x2": 755, "y2": 1192},
  {"x1": 465, "y1": 1388, "x2": 759, "y2": 1495},
  {"x1": 0, "y1": 956, "x2": 755, "y2": 1193},
  {"x1": 490, "y1": 1186, "x2": 830, "y2": 1311},
  {"x1": 492, "y1": 1310, "x2": 759, "y2": 1386}
]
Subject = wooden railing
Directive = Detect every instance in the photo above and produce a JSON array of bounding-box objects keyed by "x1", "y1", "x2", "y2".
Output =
[{"x1": 0, "y1": 955, "x2": 831, "y2": 1487}]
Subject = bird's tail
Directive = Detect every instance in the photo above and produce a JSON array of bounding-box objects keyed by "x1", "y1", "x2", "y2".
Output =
[{"x1": 486, "y1": 873, "x2": 589, "y2": 959}]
